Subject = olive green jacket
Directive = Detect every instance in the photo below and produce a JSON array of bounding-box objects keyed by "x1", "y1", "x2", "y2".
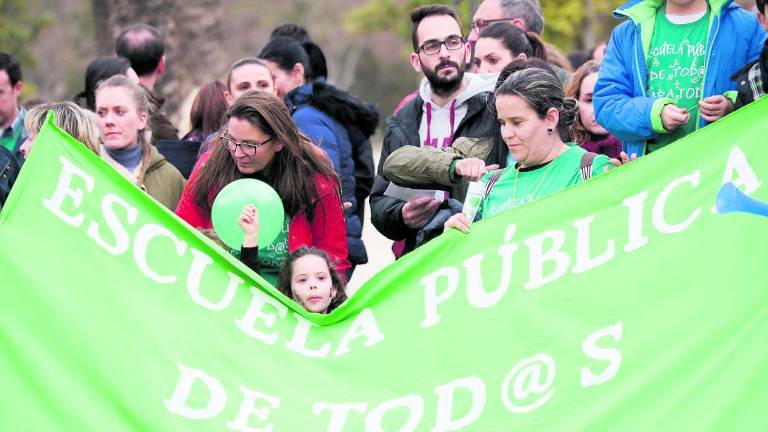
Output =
[{"x1": 382, "y1": 136, "x2": 495, "y2": 202}]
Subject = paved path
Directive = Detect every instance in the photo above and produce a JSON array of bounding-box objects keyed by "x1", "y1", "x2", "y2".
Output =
[{"x1": 346, "y1": 139, "x2": 395, "y2": 295}]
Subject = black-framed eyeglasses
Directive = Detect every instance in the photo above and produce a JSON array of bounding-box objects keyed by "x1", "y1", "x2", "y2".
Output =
[
  {"x1": 471, "y1": 18, "x2": 514, "y2": 33},
  {"x1": 221, "y1": 132, "x2": 273, "y2": 156},
  {"x1": 418, "y1": 35, "x2": 465, "y2": 56}
]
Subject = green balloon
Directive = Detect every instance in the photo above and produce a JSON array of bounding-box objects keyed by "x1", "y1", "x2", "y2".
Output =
[{"x1": 211, "y1": 179, "x2": 285, "y2": 250}]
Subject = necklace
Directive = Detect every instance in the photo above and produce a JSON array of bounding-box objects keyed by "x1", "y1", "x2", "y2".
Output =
[{"x1": 512, "y1": 159, "x2": 556, "y2": 207}]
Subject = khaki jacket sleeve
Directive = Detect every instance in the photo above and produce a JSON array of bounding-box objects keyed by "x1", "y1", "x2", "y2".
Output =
[{"x1": 382, "y1": 137, "x2": 493, "y2": 188}]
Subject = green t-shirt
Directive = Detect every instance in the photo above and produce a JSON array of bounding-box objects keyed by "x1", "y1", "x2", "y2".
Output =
[
  {"x1": 478, "y1": 145, "x2": 612, "y2": 219},
  {"x1": 646, "y1": 7, "x2": 710, "y2": 153},
  {"x1": 257, "y1": 216, "x2": 290, "y2": 286},
  {"x1": 229, "y1": 216, "x2": 289, "y2": 286}
]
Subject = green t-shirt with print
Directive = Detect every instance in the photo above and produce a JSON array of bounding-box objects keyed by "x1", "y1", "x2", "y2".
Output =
[
  {"x1": 257, "y1": 216, "x2": 290, "y2": 286},
  {"x1": 229, "y1": 216, "x2": 290, "y2": 286},
  {"x1": 646, "y1": 6, "x2": 710, "y2": 153},
  {"x1": 478, "y1": 145, "x2": 612, "y2": 219}
]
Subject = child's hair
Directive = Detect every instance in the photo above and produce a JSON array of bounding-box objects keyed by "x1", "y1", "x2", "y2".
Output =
[{"x1": 278, "y1": 246, "x2": 347, "y2": 313}]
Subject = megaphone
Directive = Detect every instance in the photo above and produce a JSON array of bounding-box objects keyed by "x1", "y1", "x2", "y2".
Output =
[{"x1": 715, "y1": 182, "x2": 768, "y2": 218}]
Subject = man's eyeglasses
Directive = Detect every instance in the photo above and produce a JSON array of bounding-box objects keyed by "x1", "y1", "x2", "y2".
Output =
[
  {"x1": 471, "y1": 18, "x2": 514, "y2": 34},
  {"x1": 221, "y1": 133, "x2": 273, "y2": 156},
  {"x1": 418, "y1": 35, "x2": 465, "y2": 56}
]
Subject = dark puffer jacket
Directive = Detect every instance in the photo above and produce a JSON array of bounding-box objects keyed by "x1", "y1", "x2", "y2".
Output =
[
  {"x1": 370, "y1": 92, "x2": 498, "y2": 256},
  {"x1": 0, "y1": 146, "x2": 20, "y2": 210},
  {"x1": 732, "y1": 38, "x2": 768, "y2": 109},
  {"x1": 287, "y1": 82, "x2": 379, "y2": 266}
]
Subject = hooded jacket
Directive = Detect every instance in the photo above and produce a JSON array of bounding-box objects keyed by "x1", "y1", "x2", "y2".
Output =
[
  {"x1": 286, "y1": 82, "x2": 375, "y2": 265},
  {"x1": 308, "y1": 81, "x2": 379, "y2": 225},
  {"x1": 370, "y1": 73, "x2": 497, "y2": 256},
  {"x1": 594, "y1": 0, "x2": 765, "y2": 157},
  {"x1": 0, "y1": 146, "x2": 19, "y2": 210}
]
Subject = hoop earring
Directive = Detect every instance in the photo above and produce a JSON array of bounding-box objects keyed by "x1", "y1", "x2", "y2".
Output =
[{"x1": 546, "y1": 127, "x2": 554, "y2": 135}]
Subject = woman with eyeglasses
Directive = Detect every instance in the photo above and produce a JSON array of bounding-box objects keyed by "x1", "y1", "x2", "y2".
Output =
[
  {"x1": 95, "y1": 75, "x2": 185, "y2": 210},
  {"x1": 175, "y1": 91, "x2": 350, "y2": 284}
]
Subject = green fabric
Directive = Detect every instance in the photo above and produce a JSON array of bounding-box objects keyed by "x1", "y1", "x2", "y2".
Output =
[
  {"x1": 650, "y1": 96, "x2": 675, "y2": 134},
  {"x1": 479, "y1": 146, "x2": 612, "y2": 219},
  {"x1": 2, "y1": 102, "x2": 768, "y2": 429},
  {"x1": 257, "y1": 216, "x2": 290, "y2": 286},
  {"x1": 448, "y1": 159, "x2": 459, "y2": 183},
  {"x1": 724, "y1": 90, "x2": 738, "y2": 105},
  {"x1": 646, "y1": 8, "x2": 711, "y2": 153}
]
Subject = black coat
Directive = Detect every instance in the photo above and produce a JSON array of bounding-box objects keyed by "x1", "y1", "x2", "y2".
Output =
[
  {"x1": 732, "y1": 38, "x2": 768, "y2": 109},
  {"x1": 307, "y1": 81, "x2": 380, "y2": 265},
  {"x1": 0, "y1": 146, "x2": 20, "y2": 210},
  {"x1": 370, "y1": 92, "x2": 498, "y2": 256}
]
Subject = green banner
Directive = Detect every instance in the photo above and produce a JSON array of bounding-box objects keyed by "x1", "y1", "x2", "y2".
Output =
[{"x1": 2, "y1": 101, "x2": 768, "y2": 430}]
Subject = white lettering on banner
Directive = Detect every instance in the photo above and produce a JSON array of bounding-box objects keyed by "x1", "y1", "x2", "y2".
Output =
[
  {"x1": 431, "y1": 377, "x2": 486, "y2": 432},
  {"x1": 652, "y1": 171, "x2": 702, "y2": 234},
  {"x1": 42, "y1": 155, "x2": 95, "y2": 227},
  {"x1": 235, "y1": 288, "x2": 288, "y2": 345},
  {"x1": 187, "y1": 248, "x2": 243, "y2": 311},
  {"x1": 364, "y1": 395, "x2": 424, "y2": 432},
  {"x1": 419, "y1": 267, "x2": 460, "y2": 328},
  {"x1": 500, "y1": 353, "x2": 556, "y2": 413},
  {"x1": 312, "y1": 402, "x2": 368, "y2": 432},
  {"x1": 226, "y1": 386, "x2": 281, "y2": 432},
  {"x1": 712, "y1": 146, "x2": 762, "y2": 213},
  {"x1": 623, "y1": 191, "x2": 649, "y2": 252},
  {"x1": 463, "y1": 224, "x2": 519, "y2": 308},
  {"x1": 165, "y1": 364, "x2": 281, "y2": 430},
  {"x1": 580, "y1": 322, "x2": 624, "y2": 387},
  {"x1": 285, "y1": 313, "x2": 332, "y2": 358},
  {"x1": 332, "y1": 308, "x2": 385, "y2": 357},
  {"x1": 134, "y1": 224, "x2": 188, "y2": 284},
  {"x1": 85, "y1": 193, "x2": 138, "y2": 255},
  {"x1": 524, "y1": 230, "x2": 570, "y2": 290},
  {"x1": 571, "y1": 216, "x2": 616, "y2": 273},
  {"x1": 41, "y1": 159, "x2": 386, "y2": 364},
  {"x1": 164, "y1": 363, "x2": 228, "y2": 419},
  {"x1": 308, "y1": 323, "x2": 623, "y2": 430},
  {"x1": 418, "y1": 148, "x2": 763, "y2": 324}
]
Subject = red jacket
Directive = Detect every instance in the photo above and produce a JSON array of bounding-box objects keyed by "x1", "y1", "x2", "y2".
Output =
[{"x1": 175, "y1": 153, "x2": 350, "y2": 274}]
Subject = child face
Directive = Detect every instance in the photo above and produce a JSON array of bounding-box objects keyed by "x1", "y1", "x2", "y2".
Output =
[
  {"x1": 578, "y1": 72, "x2": 608, "y2": 136},
  {"x1": 291, "y1": 255, "x2": 337, "y2": 313}
]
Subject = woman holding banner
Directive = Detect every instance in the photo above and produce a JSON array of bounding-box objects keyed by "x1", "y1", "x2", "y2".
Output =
[
  {"x1": 175, "y1": 90, "x2": 349, "y2": 284},
  {"x1": 445, "y1": 68, "x2": 613, "y2": 232}
]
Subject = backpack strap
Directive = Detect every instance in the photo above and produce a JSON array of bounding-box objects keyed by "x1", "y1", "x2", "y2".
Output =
[
  {"x1": 483, "y1": 170, "x2": 504, "y2": 200},
  {"x1": 580, "y1": 151, "x2": 598, "y2": 181}
]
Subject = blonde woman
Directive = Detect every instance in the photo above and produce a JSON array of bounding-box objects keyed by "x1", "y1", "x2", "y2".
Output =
[
  {"x1": 94, "y1": 75, "x2": 185, "y2": 209},
  {"x1": 21, "y1": 101, "x2": 101, "y2": 158}
]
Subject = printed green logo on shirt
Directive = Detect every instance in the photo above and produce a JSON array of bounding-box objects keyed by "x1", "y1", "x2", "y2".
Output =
[{"x1": 646, "y1": 8, "x2": 711, "y2": 152}]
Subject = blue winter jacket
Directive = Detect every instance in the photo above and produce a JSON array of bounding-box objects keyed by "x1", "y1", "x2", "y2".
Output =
[
  {"x1": 286, "y1": 83, "x2": 365, "y2": 265},
  {"x1": 594, "y1": 0, "x2": 766, "y2": 157}
]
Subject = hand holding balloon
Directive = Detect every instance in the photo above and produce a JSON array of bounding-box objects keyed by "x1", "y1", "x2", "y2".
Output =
[
  {"x1": 238, "y1": 204, "x2": 260, "y2": 247},
  {"x1": 211, "y1": 179, "x2": 285, "y2": 250}
]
